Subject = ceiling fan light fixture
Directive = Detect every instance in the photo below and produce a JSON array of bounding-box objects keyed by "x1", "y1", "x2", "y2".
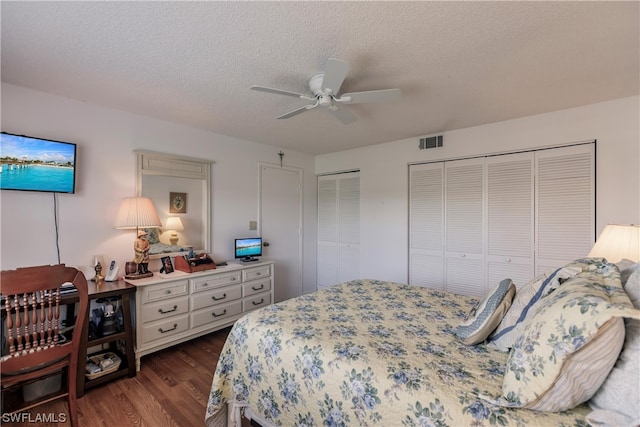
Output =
[
  {"x1": 251, "y1": 58, "x2": 401, "y2": 124},
  {"x1": 318, "y1": 94, "x2": 332, "y2": 107}
]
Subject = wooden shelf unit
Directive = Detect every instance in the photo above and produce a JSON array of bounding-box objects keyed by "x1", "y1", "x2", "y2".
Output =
[{"x1": 77, "y1": 280, "x2": 137, "y2": 397}]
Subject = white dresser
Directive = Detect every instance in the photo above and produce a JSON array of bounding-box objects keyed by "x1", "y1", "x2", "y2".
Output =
[{"x1": 127, "y1": 260, "x2": 273, "y2": 370}]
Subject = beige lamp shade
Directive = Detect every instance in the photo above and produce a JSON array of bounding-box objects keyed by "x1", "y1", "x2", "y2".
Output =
[
  {"x1": 165, "y1": 216, "x2": 184, "y2": 231},
  {"x1": 588, "y1": 224, "x2": 640, "y2": 263},
  {"x1": 114, "y1": 197, "x2": 162, "y2": 229},
  {"x1": 165, "y1": 216, "x2": 184, "y2": 245}
]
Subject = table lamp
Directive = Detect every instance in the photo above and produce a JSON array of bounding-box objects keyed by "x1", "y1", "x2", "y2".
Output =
[
  {"x1": 587, "y1": 224, "x2": 640, "y2": 263},
  {"x1": 114, "y1": 197, "x2": 162, "y2": 279},
  {"x1": 165, "y1": 216, "x2": 184, "y2": 245}
]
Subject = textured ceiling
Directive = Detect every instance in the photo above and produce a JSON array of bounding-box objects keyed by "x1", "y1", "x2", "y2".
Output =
[{"x1": 1, "y1": 1, "x2": 638, "y2": 155}]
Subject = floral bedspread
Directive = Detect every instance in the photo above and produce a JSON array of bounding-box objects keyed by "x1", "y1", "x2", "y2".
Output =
[{"x1": 205, "y1": 280, "x2": 590, "y2": 427}]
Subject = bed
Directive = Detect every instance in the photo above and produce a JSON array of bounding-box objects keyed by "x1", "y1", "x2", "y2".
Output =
[
  {"x1": 143, "y1": 228, "x2": 191, "y2": 255},
  {"x1": 205, "y1": 259, "x2": 639, "y2": 427}
]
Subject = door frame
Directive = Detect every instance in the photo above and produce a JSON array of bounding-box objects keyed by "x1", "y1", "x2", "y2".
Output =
[{"x1": 258, "y1": 162, "x2": 304, "y2": 296}]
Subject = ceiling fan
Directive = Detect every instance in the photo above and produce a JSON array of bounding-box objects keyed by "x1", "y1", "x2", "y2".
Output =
[{"x1": 251, "y1": 58, "x2": 401, "y2": 125}]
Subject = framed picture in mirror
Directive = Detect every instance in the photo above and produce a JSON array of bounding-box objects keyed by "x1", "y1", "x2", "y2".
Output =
[{"x1": 170, "y1": 192, "x2": 187, "y2": 213}]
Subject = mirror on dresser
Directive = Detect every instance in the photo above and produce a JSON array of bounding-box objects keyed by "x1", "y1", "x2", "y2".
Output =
[{"x1": 135, "y1": 150, "x2": 212, "y2": 259}]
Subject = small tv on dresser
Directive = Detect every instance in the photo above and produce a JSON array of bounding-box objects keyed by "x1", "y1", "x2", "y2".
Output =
[{"x1": 235, "y1": 237, "x2": 262, "y2": 262}]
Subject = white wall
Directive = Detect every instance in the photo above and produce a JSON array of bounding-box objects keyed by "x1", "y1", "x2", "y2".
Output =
[
  {"x1": 2, "y1": 84, "x2": 638, "y2": 291},
  {"x1": 316, "y1": 96, "x2": 640, "y2": 284},
  {"x1": 0, "y1": 83, "x2": 318, "y2": 294}
]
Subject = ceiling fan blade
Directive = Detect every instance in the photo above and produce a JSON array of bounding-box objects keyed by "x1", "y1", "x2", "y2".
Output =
[
  {"x1": 251, "y1": 85, "x2": 309, "y2": 99},
  {"x1": 327, "y1": 106, "x2": 357, "y2": 125},
  {"x1": 276, "y1": 104, "x2": 316, "y2": 120},
  {"x1": 321, "y1": 58, "x2": 349, "y2": 94},
  {"x1": 339, "y1": 88, "x2": 401, "y2": 104}
]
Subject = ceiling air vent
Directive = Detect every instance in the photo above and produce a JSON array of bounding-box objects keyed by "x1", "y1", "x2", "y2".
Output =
[{"x1": 419, "y1": 135, "x2": 443, "y2": 150}]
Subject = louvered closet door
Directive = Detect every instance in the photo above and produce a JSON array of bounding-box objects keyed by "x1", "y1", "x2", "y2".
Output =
[
  {"x1": 337, "y1": 174, "x2": 360, "y2": 283},
  {"x1": 317, "y1": 172, "x2": 360, "y2": 289},
  {"x1": 317, "y1": 176, "x2": 338, "y2": 289},
  {"x1": 486, "y1": 152, "x2": 534, "y2": 289},
  {"x1": 536, "y1": 144, "x2": 595, "y2": 274},
  {"x1": 409, "y1": 163, "x2": 444, "y2": 289},
  {"x1": 445, "y1": 158, "x2": 485, "y2": 297}
]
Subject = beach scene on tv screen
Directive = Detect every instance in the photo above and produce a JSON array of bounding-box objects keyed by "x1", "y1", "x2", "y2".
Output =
[
  {"x1": 0, "y1": 133, "x2": 75, "y2": 193},
  {"x1": 236, "y1": 239, "x2": 262, "y2": 257}
]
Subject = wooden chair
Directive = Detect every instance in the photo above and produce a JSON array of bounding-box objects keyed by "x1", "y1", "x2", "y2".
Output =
[{"x1": 1, "y1": 264, "x2": 88, "y2": 427}]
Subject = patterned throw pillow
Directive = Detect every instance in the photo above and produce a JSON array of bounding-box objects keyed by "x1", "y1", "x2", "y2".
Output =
[
  {"x1": 455, "y1": 279, "x2": 516, "y2": 345},
  {"x1": 143, "y1": 228, "x2": 160, "y2": 244},
  {"x1": 489, "y1": 258, "x2": 605, "y2": 352},
  {"x1": 483, "y1": 267, "x2": 640, "y2": 412}
]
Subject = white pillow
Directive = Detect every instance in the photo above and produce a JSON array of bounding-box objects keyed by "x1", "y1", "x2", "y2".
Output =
[
  {"x1": 588, "y1": 266, "x2": 640, "y2": 426},
  {"x1": 617, "y1": 259, "x2": 640, "y2": 287}
]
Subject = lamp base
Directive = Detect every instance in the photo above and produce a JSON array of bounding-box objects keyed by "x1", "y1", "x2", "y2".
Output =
[
  {"x1": 170, "y1": 234, "x2": 178, "y2": 245},
  {"x1": 125, "y1": 272, "x2": 154, "y2": 280}
]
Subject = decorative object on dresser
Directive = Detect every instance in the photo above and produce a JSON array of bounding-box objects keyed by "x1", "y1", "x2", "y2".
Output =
[
  {"x1": 114, "y1": 196, "x2": 162, "y2": 280},
  {"x1": 160, "y1": 256, "x2": 174, "y2": 274},
  {"x1": 127, "y1": 261, "x2": 273, "y2": 371},
  {"x1": 164, "y1": 216, "x2": 184, "y2": 245},
  {"x1": 175, "y1": 253, "x2": 216, "y2": 273}
]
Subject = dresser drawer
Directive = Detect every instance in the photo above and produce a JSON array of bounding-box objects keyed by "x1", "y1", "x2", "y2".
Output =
[
  {"x1": 141, "y1": 296, "x2": 189, "y2": 323},
  {"x1": 142, "y1": 280, "x2": 188, "y2": 303},
  {"x1": 242, "y1": 292, "x2": 271, "y2": 312},
  {"x1": 242, "y1": 278, "x2": 271, "y2": 297},
  {"x1": 242, "y1": 265, "x2": 271, "y2": 282},
  {"x1": 191, "y1": 300, "x2": 242, "y2": 328},
  {"x1": 140, "y1": 315, "x2": 189, "y2": 345},
  {"x1": 191, "y1": 285, "x2": 241, "y2": 311},
  {"x1": 192, "y1": 271, "x2": 242, "y2": 293}
]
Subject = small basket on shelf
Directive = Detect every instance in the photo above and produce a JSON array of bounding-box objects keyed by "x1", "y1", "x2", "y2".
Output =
[{"x1": 85, "y1": 352, "x2": 121, "y2": 380}]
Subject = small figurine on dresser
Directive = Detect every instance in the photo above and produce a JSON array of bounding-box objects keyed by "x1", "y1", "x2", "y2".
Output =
[
  {"x1": 134, "y1": 229, "x2": 150, "y2": 274},
  {"x1": 126, "y1": 229, "x2": 153, "y2": 279}
]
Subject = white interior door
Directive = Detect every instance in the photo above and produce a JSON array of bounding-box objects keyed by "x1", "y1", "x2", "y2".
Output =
[{"x1": 259, "y1": 164, "x2": 303, "y2": 302}]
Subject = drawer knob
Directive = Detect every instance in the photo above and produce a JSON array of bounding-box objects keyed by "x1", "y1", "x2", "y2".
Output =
[
  {"x1": 256, "y1": 272, "x2": 261, "y2": 276},
  {"x1": 230, "y1": 277, "x2": 236, "y2": 281},
  {"x1": 165, "y1": 290, "x2": 172, "y2": 294},
  {"x1": 212, "y1": 309, "x2": 227, "y2": 318},
  {"x1": 212, "y1": 293, "x2": 227, "y2": 301},
  {"x1": 159, "y1": 324, "x2": 178, "y2": 334},
  {"x1": 252, "y1": 298, "x2": 264, "y2": 306},
  {"x1": 158, "y1": 305, "x2": 178, "y2": 314},
  {"x1": 203, "y1": 283, "x2": 209, "y2": 287},
  {"x1": 251, "y1": 284, "x2": 264, "y2": 291}
]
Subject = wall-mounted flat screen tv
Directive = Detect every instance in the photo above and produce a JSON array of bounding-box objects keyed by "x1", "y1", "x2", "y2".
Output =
[{"x1": 0, "y1": 132, "x2": 77, "y2": 194}]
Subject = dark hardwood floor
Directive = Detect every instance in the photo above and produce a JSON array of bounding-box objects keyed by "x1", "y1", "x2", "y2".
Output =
[{"x1": 2, "y1": 327, "x2": 232, "y2": 427}]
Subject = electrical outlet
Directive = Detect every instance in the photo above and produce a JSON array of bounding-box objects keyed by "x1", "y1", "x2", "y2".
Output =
[{"x1": 249, "y1": 221, "x2": 257, "y2": 230}]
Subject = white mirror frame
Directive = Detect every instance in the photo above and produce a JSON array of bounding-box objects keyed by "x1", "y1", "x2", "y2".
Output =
[{"x1": 135, "y1": 150, "x2": 212, "y2": 259}]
